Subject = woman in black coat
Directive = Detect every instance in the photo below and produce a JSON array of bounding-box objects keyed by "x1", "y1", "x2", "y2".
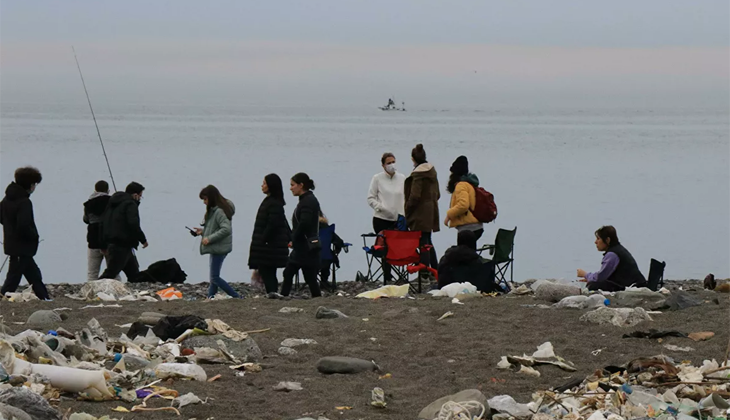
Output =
[
  {"x1": 248, "y1": 174, "x2": 291, "y2": 294},
  {"x1": 281, "y1": 172, "x2": 322, "y2": 297}
]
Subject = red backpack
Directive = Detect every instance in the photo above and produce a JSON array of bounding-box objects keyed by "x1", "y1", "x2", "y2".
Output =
[{"x1": 472, "y1": 187, "x2": 498, "y2": 223}]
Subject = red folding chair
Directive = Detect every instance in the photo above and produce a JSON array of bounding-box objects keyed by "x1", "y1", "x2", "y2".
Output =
[{"x1": 381, "y1": 230, "x2": 436, "y2": 294}]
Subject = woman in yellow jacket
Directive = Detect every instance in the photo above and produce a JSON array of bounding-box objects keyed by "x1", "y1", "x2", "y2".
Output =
[{"x1": 443, "y1": 156, "x2": 484, "y2": 241}]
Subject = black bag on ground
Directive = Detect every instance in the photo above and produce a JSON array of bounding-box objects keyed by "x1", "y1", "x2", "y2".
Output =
[
  {"x1": 134, "y1": 258, "x2": 187, "y2": 284},
  {"x1": 151, "y1": 315, "x2": 208, "y2": 341}
]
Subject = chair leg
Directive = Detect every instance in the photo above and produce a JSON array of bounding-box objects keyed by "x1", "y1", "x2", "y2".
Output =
[{"x1": 333, "y1": 265, "x2": 337, "y2": 290}]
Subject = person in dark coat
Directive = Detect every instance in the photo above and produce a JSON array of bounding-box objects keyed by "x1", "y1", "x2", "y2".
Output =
[
  {"x1": 404, "y1": 143, "x2": 440, "y2": 272},
  {"x1": 83, "y1": 180, "x2": 118, "y2": 282},
  {"x1": 249, "y1": 174, "x2": 291, "y2": 295},
  {"x1": 577, "y1": 225, "x2": 647, "y2": 291},
  {"x1": 437, "y1": 230, "x2": 501, "y2": 293},
  {"x1": 0, "y1": 167, "x2": 50, "y2": 300},
  {"x1": 99, "y1": 182, "x2": 148, "y2": 281},
  {"x1": 281, "y1": 173, "x2": 322, "y2": 297}
]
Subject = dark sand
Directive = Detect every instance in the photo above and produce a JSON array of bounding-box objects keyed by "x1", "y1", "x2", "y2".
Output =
[{"x1": 0, "y1": 285, "x2": 727, "y2": 420}]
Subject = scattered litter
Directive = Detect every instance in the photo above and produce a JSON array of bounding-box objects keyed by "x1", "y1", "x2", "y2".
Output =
[
  {"x1": 688, "y1": 331, "x2": 715, "y2": 341},
  {"x1": 451, "y1": 298, "x2": 464, "y2": 305},
  {"x1": 154, "y1": 363, "x2": 207, "y2": 381},
  {"x1": 173, "y1": 392, "x2": 204, "y2": 409},
  {"x1": 663, "y1": 344, "x2": 694, "y2": 352},
  {"x1": 273, "y1": 381, "x2": 302, "y2": 392},
  {"x1": 279, "y1": 307, "x2": 304, "y2": 313},
  {"x1": 379, "y1": 373, "x2": 392, "y2": 380},
  {"x1": 420, "y1": 389, "x2": 488, "y2": 420},
  {"x1": 371, "y1": 387, "x2": 386, "y2": 408},
  {"x1": 356, "y1": 284, "x2": 409, "y2": 299},
  {"x1": 510, "y1": 284, "x2": 533, "y2": 295},
  {"x1": 501, "y1": 342, "x2": 577, "y2": 373},
  {"x1": 518, "y1": 365, "x2": 541, "y2": 377},
  {"x1": 580, "y1": 307, "x2": 653, "y2": 327},
  {"x1": 622, "y1": 329, "x2": 687, "y2": 339},
  {"x1": 155, "y1": 287, "x2": 182, "y2": 301},
  {"x1": 429, "y1": 282, "x2": 478, "y2": 298},
  {"x1": 553, "y1": 295, "x2": 608, "y2": 309},
  {"x1": 438, "y1": 311, "x2": 455, "y2": 321},
  {"x1": 80, "y1": 303, "x2": 122, "y2": 309},
  {"x1": 207, "y1": 374, "x2": 222, "y2": 382},
  {"x1": 487, "y1": 394, "x2": 532, "y2": 418}
]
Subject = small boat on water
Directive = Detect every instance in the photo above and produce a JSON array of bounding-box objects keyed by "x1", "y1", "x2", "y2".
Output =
[{"x1": 379, "y1": 98, "x2": 406, "y2": 112}]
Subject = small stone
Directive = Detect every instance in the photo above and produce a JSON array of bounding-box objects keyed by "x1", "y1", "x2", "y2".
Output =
[
  {"x1": 0, "y1": 402, "x2": 32, "y2": 420},
  {"x1": 280, "y1": 338, "x2": 317, "y2": 347},
  {"x1": 273, "y1": 381, "x2": 302, "y2": 392},
  {"x1": 278, "y1": 347, "x2": 298, "y2": 356},
  {"x1": 25, "y1": 310, "x2": 64, "y2": 329},
  {"x1": 279, "y1": 307, "x2": 304, "y2": 313},
  {"x1": 316, "y1": 356, "x2": 379, "y2": 374},
  {"x1": 315, "y1": 306, "x2": 348, "y2": 319},
  {"x1": 0, "y1": 387, "x2": 62, "y2": 420}
]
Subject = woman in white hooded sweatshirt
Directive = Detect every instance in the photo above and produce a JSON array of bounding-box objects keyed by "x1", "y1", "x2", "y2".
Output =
[{"x1": 367, "y1": 152, "x2": 406, "y2": 283}]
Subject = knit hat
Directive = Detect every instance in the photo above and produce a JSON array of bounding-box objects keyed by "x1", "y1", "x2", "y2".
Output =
[
  {"x1": 450, "y1": 155, "x2": 469, "y2": 176},
  {"x1": 457, "y1": 230, "x2": 477, "y2": 250}
]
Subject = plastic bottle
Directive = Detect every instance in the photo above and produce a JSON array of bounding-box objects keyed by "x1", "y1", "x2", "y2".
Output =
[{"x1": 585, "y1": 294, "x2": 609, "y2": 308}]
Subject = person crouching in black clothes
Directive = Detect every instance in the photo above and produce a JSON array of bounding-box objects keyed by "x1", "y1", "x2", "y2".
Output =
[
  {"x1": 438, "y1": 230, "x2": 501, "y2": 293},
  {"x1": 0, "y1": 167, "x2": 50, "y2": 300},
  {"x1": 99, "y1": 182, "x2": 148, "y2": 281}
]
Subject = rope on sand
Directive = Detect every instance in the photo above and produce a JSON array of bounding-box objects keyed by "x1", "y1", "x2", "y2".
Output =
[{"x1": 436, "y1": 400, "x2": 486, "y2": 420}]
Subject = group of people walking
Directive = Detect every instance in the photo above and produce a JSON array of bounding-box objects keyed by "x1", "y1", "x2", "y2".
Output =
[{"x1": 1, "y1": 143, "x2": 649, "y2": 300}]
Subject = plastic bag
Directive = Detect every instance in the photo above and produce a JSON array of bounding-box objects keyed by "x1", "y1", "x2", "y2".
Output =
[
  {"x1": 154, "y1": 363, "x2": 207, "y2": 381},
  {"x1": 356, "y1": 284, "x2": 409, "y2": 299},
  {"x1": 429, "y1": 282, "x2": 478, "y2": 298}
]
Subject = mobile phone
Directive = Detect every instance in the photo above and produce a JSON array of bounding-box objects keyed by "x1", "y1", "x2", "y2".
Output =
[{"x1": 185, "y1": 226, "x2": 197, "y2": 237}]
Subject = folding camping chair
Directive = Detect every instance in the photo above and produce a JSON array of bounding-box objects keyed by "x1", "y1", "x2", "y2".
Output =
[
  {"x1": 295, "y1": 224, "x2": 350, "y2": 292},
  {"x1": 647, "y1": 259, "x2": 666, "y2": 291},
  {"x1": 319, "y1": 224, "x2": 351, "y2": 289},
  {"x1": 478, "y1": 227, "x2": 516, "y2": 292},
  {"x1": 363, "y1": 230, "x2": 435, "y2": 294}
]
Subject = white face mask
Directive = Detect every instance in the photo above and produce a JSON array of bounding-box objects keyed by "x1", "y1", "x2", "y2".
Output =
[{"x1": 385, "y1": 163, "x2": 396, "y2": 174}]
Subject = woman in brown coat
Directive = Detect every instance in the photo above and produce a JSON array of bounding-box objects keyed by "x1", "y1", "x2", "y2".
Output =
[{"x1": 404, "y1": 143, "x2": 440, "y2": 270}]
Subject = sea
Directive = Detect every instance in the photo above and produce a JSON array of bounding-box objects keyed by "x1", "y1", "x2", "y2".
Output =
[{"x1": 1, "y1": 102, "x2": 728, "y2": 284}]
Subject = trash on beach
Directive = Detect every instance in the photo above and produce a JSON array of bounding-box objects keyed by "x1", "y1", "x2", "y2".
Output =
[
  {"x1": 154, "y1": 363, "x2": 207, "y2": 381},
  {"x1": 4, "y1": 287, "x2": 40, "y2": 302},
  {"x1": 580, "y1": 307, "x2": 653, "y2": 327},
  {"x1": 273, "y1": 381, "x2": 303, "y2": 392},
  {"x1": 500, "y1": 342, "x2": 577, "y2": 373},
  {"x1": 622, "y1": 329, "x2": 687, "y2": 339},
  {"x1": 68, "y1": 279, "x2": 134, "y2": 301},
  {"x1": 371, "y1": 387, "x2": 386, "y2": 408},
  {"x1": 663, "y1": 344, "x2": 694, "y2": 352},
  {"x1": 419, "y1": 389, "x2": 488, "y2": 420},
  {"x1": 510, "y1": 284, "x2": 533, "y2": 295},
  {"x1": 688, "y1": 331, "x2": 715, "y2": 341},
  {"x1": 279, "y1": 307, "x2": 304, "y2": 313},
  {"x1": 437, "y1": 311, "x2": 455, "y2": 321},
  {"x1": 553, "y1": 295, "x2": 608, "y2": 309},
  {"x1": 205, "y1": 319, "x2": 249, "y2": 341},
  {"x1": 356, "y1": 284, "x2": 409, "y2": 299},
  {"x1": 155, "y1": 287, "x2": 182, "y2": 301},
  {"x1": 451, "y1": 298, "x2": 465, "y2": 305},
  {"x1": 173, "y1": 392, "x2": 205, "y2": 409},
  {"x1": 428, "y1": 282, "x2": 478, "y2": 298}
]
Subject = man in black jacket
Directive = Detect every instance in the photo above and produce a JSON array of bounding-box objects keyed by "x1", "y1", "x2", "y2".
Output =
[
  {"x1": 99, "y1": 182, "x2": 149, "y2": 281},
  {"x1": 0, "y1": 167, "x2": 50, "y2": 300},
  {"x1": 84, "y1": 180, "x2": 119, "y2": 281}
]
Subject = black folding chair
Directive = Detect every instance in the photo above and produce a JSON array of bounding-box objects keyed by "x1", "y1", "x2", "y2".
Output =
[
  {"x1": 477, "y1": 227, "x2": 516, "y2": 292},
  {"x1": 647, "y1": 259, "x2": 666, "y2": 291},
  {"x1": 360, "y1": 233, "x2": 386, "y2": 282}
]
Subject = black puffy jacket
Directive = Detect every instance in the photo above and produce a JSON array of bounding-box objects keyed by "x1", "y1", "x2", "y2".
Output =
[
  {"x1": 289, "y1": 191, "x2": 321, "y2": 268},
  {"x1": 0, "y1": 183, "x2": 39, "y2": 257},
  {"x1": 101, "y1": 192, "x2": 147, "y2": 248},
  {"x1": 248, "y1": 196, "x2": 291, "y2": 269},
  {"x1": 83, "y1": 193, "x2": 111, "y2": 249}
]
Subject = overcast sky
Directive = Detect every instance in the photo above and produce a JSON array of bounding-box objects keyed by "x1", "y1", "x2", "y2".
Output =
[{"x1": 1, "y1": 1, "x2": 728, "y2": 105}]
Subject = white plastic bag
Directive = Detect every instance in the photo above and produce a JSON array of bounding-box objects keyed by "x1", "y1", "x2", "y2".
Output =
[
  {"x1": 429, "y1": 282, "x2": 478, "y2": 298},
  {"x1": 154, "y1": 363, "x2": 207, "y2": 381}
]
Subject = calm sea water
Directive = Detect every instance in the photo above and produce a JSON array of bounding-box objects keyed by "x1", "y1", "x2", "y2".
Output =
[{"x1": 1, "y1": 102, "x2": 728, "y2": 284}]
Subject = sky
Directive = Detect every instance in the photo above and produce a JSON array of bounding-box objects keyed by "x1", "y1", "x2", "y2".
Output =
[{"x1": 1, "y1": 1, "x2": 729, "y2": 105}]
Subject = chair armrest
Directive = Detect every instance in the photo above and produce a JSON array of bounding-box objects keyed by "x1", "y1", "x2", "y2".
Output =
[{"x1": 361, "y1": 233, "x2": 378, "y2": 238}]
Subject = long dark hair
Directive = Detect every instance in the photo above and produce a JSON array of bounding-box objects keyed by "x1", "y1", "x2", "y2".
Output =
[
  {"x1": 291, "y1": 172, "x2": 315, "y2": 191},
  {"x1": 265, "y1": 173, "x2": 285, "y2": 205},
  {"x1": 199, "y1": 185, "x2": 233, "y2": 220},
  {"x1": 446, "y1": 173, "x2": 462, "y2": 194}
]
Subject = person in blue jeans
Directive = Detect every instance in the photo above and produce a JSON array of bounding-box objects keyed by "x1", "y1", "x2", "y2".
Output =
[{"x1": 193, "y1": 185, "x2": 240, "y2": 299}]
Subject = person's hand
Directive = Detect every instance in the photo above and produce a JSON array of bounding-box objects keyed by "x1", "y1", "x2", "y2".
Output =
[
  {"x1": 194, "y1": 227, "x2": 203, "y2": 236},
  {"x1": 576, "y1": 269, "x2": 586, "y2": 278},
  {"x1": 443, "y1": 215, "x2": 450, "y2": 227},
  {"x1": 202, "y1": 238, "x2": 210, "y2": 246},
  {"x1": 287, "y1": 242, "x2": 292, "y2": 248},
  {"x1": 142, "y1": 242, "x2": 149, "y2": 249}
]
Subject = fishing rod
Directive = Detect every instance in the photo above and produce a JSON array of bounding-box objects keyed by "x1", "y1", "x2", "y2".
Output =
[{"x1": 72, "y1": 46, "x2": 117, "y2": 192}]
